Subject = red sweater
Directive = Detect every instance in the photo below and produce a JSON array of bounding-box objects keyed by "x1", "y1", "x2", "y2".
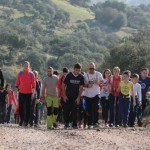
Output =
[
  {"x1": 15, "y1": 70, "x2": 35, "y2": 94},
  {"x1": 8, "y1": 90, "x2": 17, "y2": 105}
]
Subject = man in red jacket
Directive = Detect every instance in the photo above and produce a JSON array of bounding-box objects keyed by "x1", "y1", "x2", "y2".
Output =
[{"x1": 16, "y1": 61, "x2": 35, "y2": 127}]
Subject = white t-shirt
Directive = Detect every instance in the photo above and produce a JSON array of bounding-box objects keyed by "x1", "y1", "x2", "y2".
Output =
[
  {"x1": 100, "y1": 79, "x2": 110, "y2": 98},
  {"x1": 84, "y1": 71, "x2": 103, "y2": 98},
  {"x1": 130, "y1": 83, "x2": 142, "y2": 102}
]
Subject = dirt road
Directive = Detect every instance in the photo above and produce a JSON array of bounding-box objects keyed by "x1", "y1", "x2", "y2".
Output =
[{"x1": 0, "y1": 124, "x2": 150, "y2": 150}]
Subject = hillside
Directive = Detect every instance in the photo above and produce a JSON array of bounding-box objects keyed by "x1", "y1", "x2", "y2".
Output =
[{"x1": 0, "y1": 0, "x2": 150, "y2": 84}]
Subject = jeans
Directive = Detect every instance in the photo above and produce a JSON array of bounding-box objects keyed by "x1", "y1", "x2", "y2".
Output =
[
  {"x1": 119, "y1": 95, "x2": 131, "y2": 125},
  {"x1": 6, "y1": 104, "x2": 12, "y2": 123},
  {"x1": 137, "y1": 98, "x2": 148, "y2": 122}
]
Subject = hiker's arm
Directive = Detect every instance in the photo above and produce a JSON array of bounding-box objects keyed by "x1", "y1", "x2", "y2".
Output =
[
  {"x1": 62, "y1": 83, "x2": 68, "y2": 101},
  {"x1": 41, "y1": 80, "x2": 46, "y2": 103},
  {"x1": 117, "y1": 82, "x2": 121, "y2": 93},
  {"x1": 138, "y1": 85, "x2": 142, "y2": 106},
  {"x1": 12, "y1": 91, "x2": 17, "y2": 106},
  {"x1": 15, "y1": 73, "x2": 20, "y2": 90},
  {"x1": 131, "y1": 84, "x2": 136, "y2": 106},
  {"x1": 0, "y1": 70, "x2": 4, "y2": 88}
]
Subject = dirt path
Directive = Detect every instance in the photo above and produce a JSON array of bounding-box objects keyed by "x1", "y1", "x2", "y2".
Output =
[{"x1": 0, "y1": 124, "x2": 150, "y2": 150}]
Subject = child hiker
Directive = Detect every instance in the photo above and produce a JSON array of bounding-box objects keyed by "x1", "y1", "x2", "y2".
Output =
[{"x1": 118, "y1": 71, "x2": 136, "y2": 127}]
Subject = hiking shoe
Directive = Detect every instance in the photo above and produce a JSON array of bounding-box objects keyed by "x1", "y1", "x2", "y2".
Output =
[
  {"x1": 138, "y1": 121, "x2": 143, "y2": 127},
  {"x1": 53, "y1": 123, "x2": 58, "y2": 128}
]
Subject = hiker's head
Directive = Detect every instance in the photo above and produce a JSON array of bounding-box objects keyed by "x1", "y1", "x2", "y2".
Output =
[
  {"x1": 5, "y1": 84, "x2": 11, "y2": 90},
  {"x1": 126, "y1": 70, "x2": 131, "y2": 78},
  {"x1": 74, "y1": 63, "x2": 82, "y2": 75},
  {"x1": 103, "y1": 69, "x2": 111, "y2": 79},
  {"x1": 63, "y1": 67, "x2": 69, "y2": 76},
  {"x1": 141, "y1": 68, "x2": 149, "y2": 79},
  {"x1": 123, "y1": 71, "x2": 130, "y2": 81},
  {"x1": 53, "y1": 70, "x2": 59, "y2": 77},
  {"x1": 33, "y1": 70, "x2": 38, "y2": 79},
  {"x1": 47, "y1": 67, "x2": 54, "y2": 77},
  {"x1": 132, "y1": 73, "x2": 139, "y2": 84},
  {"x1": 23, "y1": 61, "x2": 30, "y2": 71},
  {"x1": 113, "y1": 66, "x2": 120, "y2": 76},
  {"x1": 88, "y1": 62, "x2": 96, "y2": 74}
]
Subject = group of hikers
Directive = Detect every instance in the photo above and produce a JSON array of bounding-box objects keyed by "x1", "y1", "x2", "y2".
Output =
[{"x1": 0, "y1": 61, "x2": 149, "y2": 130}]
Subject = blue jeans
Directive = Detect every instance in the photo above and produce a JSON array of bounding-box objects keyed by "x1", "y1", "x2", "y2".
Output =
[
  {"x1": 128, "y1": 97, "x2": 138, "y2": 126},
  {"x1": 119, "y1": 95, "x2": 131, "y2": 125},
  {"x1": 6, "y1": 104, "x2": 12, "y2": 123}
]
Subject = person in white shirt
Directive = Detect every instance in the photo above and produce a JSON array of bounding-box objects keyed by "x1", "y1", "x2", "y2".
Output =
[
  {"x1": 128, "y1": 73, "x2": 142, "y2": 127},
  {"x1": 84, "y1": 62, "x2": 103, "y2": 128}
]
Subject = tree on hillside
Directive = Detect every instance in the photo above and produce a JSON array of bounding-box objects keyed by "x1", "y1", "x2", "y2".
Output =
[{"x1": 105, "y1": 30, "x2": 150, "y2": 72}]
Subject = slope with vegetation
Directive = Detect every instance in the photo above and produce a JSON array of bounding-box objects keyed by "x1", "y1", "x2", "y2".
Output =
[{"x1": 0, "y1": 0, "x2": 150, "y2": 84}]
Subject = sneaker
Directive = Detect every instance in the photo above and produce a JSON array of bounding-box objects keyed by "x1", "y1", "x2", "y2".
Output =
[
  {"x1": 19, "y1": 122, "x2": 23, "y2": 127},
  {"x1": 93, "y1": 123, "x2": 99, "y2": 128},
  {"x1": 72, "y1": 126, "x2": 78, "y2": 129},
  {"x1": 64, "y1": 123, "x2": 69, "y2": 129},
  {"x1": 88, "y1": 125, "x2": 93, "y2": 129},
  {"x1": 47, "y1": 127, "x2": 54, "y2": 130},
  {"x1": 138, "y1": 121, "x2": 143, "y2": 127},
  {"x1": 115, "y1": 124, "x2": 120, "y2": 128},
  {"x1": 123, "y1": 124, "x2": 128, "y2": 128},
  {"x1": 53, "y1": 123, "x2": 58, "y2": 128},
  {"x1": 109, "y1": 123, "x2": 114, "y2": 127}
]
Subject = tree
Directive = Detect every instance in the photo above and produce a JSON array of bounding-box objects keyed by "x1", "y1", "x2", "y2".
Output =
[{"x1": 105, "y1": 30, "x2": 150, "y2": 72}]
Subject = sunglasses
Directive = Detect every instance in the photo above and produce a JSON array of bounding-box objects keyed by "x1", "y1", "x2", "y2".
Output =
[{"x1": 89, "y1": 68, "x2": 94, "y2": 70}]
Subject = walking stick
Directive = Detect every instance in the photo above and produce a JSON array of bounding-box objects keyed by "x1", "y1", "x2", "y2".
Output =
[{"x1": 114, "y1": 88, "x2": 116, "y2": 126}]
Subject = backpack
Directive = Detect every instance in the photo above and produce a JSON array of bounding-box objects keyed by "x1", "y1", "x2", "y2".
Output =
[
  {"x1": 110, "y1": 75, "x2": 122, "y2": 84},
  {"x1": 19, "y1": 71, "x2": 33, "y2": 78}
]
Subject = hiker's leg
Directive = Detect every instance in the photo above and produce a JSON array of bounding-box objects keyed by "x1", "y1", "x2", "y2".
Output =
[
  {"x1": 63, "y1": 100, "x2": 71, "y2": 127},
  {"x1": 18, "y1": 93, "x2": 25, "y2": 125},
  {"x1": 86, "y1": 97, "x2": 92, "y2": 126},
  {"x1": 109, "y1": 94, "x2": 115, "y2": 125},
  {"x1": 93, "y1": 95, "x2": 100, "y2": 125},
  {"x1": 128, "y1": 98, "x2": 134, "y2": 126},
  {"x1": 115, "y1": 96, "x2": 119, "y2": 125},
  {"x1": 72, "y1": 101, "x2": 78, "y2": 127},
  {"x1": 46, "y1": 96, "x2": 53, "y2": 128},
  {"x1": 105, "y1": 99, "x2": 109, "y2": 123},
  {"x1": 6, "y1": 104, "x2": 12, "y2": 123},
  {"x1": 29, "y1": 98, "x2": 36, "y2": 126},
  {"x1": 52, "y1": 97, "x2": 59, "y2": 125},
  {"x1": 34, "y1": 103, "x2": 39, "y2": 125},
  {"x1": 123, "y1": 98, "x2": 131, "y2": 125},
  {"x1": 118, "y1": 96, "x2": 123, "y2": 125},
  {"x1": 25, "y1": 94, "x2": 32, "y2": 126},
  {"x1": 101, "y1": 97, "x2": 106, "y2": 121}
]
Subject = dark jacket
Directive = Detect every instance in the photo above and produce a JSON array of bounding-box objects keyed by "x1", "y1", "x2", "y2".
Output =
[{"x1": 0, "y1": 69, "x2": 4, "y2": 88}]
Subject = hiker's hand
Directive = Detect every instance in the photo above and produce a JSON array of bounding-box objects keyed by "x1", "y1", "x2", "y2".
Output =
[
  {"x1": 75, "y1": 97, "x2": 80, "y2": 105},
  {"x1": 138, "y1": 102, "x2": 142, "y2": 106},
  {"x1": 63, "y1": 95, "x2": 68, "y2": 103},
  {"x1": 35, "y1": 99, "x2": 40, "y2": 104},
  {"x1": 58, "y1": 97, "x2": 62, "y2": 107},
  {"x1": 133, "y1": 100, "x2": 136, "y2": 106},
  {"x1": 40, "y1": 96, "x2": 45, "y2": 103}
]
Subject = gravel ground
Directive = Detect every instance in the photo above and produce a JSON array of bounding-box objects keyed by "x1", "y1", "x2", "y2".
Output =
[{"x1": 0, "y1": 124, "x2": 150, "y2": 150}]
